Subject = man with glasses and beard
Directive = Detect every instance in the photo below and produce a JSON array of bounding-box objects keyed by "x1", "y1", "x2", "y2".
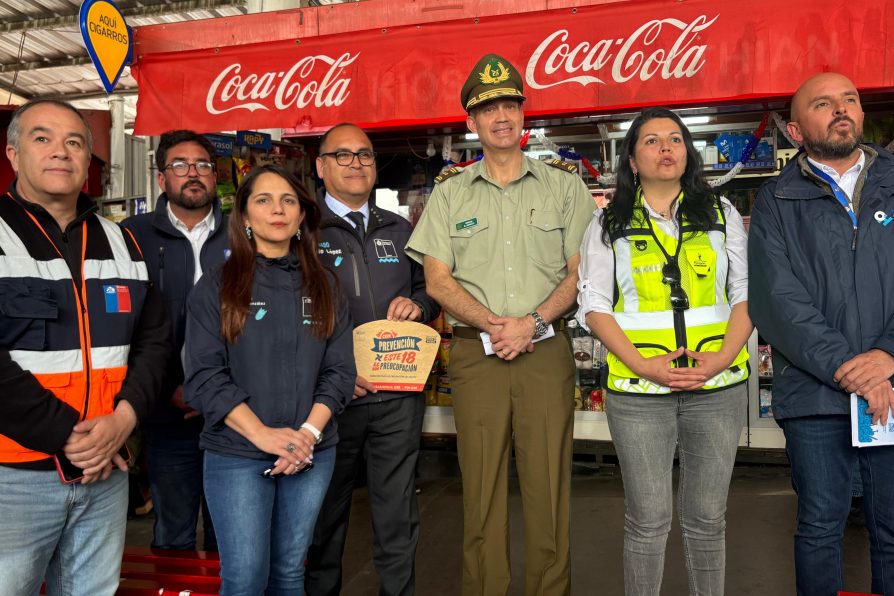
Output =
[
  {"x1": 122, "y1": 130, "x2": 228, "y2": 551},
  {"x1": 749, "y1": 72, "x2": 894, "y2": 596}
]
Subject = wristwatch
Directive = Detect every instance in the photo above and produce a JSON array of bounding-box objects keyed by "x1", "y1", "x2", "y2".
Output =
[
  {"x1": 300, "y1": 422, "x2": 323, "y2": 445},
  {"x1": 530, "y1": 311, "x2": 549, "y2": 338}
]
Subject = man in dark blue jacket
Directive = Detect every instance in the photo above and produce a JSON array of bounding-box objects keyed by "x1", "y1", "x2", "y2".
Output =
[
  {"x1": 122, "y1": 130, "x2": 229, "y2": 551},
  {"x1": 749, "y1": 72, "x2": 894, "y2": 596},
  {"x1": 305, "y1": 123, "x2": 439, "y2": 596}
]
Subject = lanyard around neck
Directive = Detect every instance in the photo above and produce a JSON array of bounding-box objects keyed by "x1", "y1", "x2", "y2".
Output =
[
  {"x1": 807, "y1": 162, "x2": 858, "y2": 229},
  {"x1": 639, "y1": 188, "x2": 684, "y2": 264}
]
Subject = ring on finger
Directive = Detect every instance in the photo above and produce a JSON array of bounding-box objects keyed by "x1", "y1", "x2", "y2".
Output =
[{"x1": 286, "y1": 442, "x2": 297, "y2": 453}]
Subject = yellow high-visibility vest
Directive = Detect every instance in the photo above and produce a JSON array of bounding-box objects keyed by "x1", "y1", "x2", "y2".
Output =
[{"x1": 606, "y1": 191, "x2": 749, "y2": 394}]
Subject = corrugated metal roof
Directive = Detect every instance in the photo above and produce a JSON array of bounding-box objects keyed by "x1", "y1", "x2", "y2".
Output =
[{"x1": 0, "y1": 0, "x2": 249, "y2": 126}]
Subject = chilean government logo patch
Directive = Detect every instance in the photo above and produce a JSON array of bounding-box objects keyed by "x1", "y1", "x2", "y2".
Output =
[{"x1": 104, "y1": 285, "x2": 132, "y2": 313}]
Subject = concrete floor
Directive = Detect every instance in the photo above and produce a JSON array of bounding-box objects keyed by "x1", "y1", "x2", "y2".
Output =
[{"x1": 125, "y1": 454, "x2": 874, "y2": 595}]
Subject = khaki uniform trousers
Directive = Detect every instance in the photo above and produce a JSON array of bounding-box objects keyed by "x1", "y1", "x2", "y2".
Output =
[{"x1": 449, "y1": 331, "x2": 575, "y2": 596}]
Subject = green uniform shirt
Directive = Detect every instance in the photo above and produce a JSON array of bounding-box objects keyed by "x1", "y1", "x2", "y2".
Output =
[{"x1": 406, "y1": 156, "x2": 594, "y2": 325}]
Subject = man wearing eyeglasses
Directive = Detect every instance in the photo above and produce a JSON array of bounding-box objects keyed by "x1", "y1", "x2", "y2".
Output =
[
  {"x1": 306, "y1": 123, "x2": 439, "y2": 596},
  {"x1": 122, "y1": 130, "x2": 228, "y2": 552}
]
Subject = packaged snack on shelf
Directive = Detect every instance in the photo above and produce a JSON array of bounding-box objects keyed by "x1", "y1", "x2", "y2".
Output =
[
  {"x1": 437, "y1": 375, "x2": 453, "y2": 407},
  {"x1": 588, "y1": 389, "x2": 604, "y2": 412},
  {"x1": 574, "y1": 385, "x2": 584, "y2": 411},
  {"x1": 439, "y1": 338, "x2": 451, "y2": 372},
  {"x1": 431, "y1": 310, "x2": 446, "y2": 334},
  {"x1": 572, "y1": 335, "x2": 595, "y2": 370},
  {"x1": 759, "y1": 388, "x2": 773, "y2": 418},
  {"x1": 758, "y1": 345, "x2": 773, "y2": 377},
  {"x1": 579, "y1": 385, "x2": 594, "y2": 410},
  {"x1": 592, "y1": 339, "x2": 608, "y2": 365},
  {"x1": 425, "y1": 374, "x2": 438, "y2": 406}
]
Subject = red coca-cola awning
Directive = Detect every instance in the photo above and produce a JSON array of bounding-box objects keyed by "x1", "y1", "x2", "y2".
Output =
[{"x1": 131, "y1": 0, "x2": 894, "y2": 136}]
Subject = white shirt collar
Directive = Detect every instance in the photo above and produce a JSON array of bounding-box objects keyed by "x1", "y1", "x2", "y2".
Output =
[
  {"x1": 807, "y1": 150, "x2": 865, "y2": 200},
  {"x1": 166, "y1": 200, "x2": 215, "y2": 235},
  {"x1": 807, "y1": 149, "x2": 865, "y2": 182},
  {"x1": 325, "y1": 193, "x2": 369, "y2": 230}
]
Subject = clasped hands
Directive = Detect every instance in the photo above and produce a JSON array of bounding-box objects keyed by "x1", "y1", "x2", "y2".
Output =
[
  {"x1": 62, "y1": 402, "x2": 137, "y2": 485},
  {"x1": 633, "y1": 348, "x2": 733, "y2": 391},
  {"x1": 487, "y1": 315, "x2": 537, "y2": 361},
  {"x1": 834, "y1": 349, "x2": 894, "y2": 425},
  {"x1": 255, "y1": 425, "x2": 318, "y2": 477}
]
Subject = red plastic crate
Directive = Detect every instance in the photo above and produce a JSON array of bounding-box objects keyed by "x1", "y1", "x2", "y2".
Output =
[{"x1": 117, "y1": 547, "x2": 221, "y2": 595}]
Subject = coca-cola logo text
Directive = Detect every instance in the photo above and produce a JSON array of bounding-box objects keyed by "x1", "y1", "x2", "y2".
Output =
[
  {"x1": 525, "y1": 15, "x2": 718, "y2": 89},
  {"x1": 206, "y1": 52, "x2": 358, "y2": 115}
]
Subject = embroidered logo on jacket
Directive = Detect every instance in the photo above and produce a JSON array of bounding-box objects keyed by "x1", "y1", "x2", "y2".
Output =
[
  {"x1": 250, "y1": 300, "x2": 267, "y2": 321},
  {"x1": 302, "y1": 297, "x2": 313, "y2": 325},
  {"x1": 875, "y1": 210, "x2": 894, "y2": 227},
  {"x1": 375, "y1": 239, "x2": 399, "y2": 263}
]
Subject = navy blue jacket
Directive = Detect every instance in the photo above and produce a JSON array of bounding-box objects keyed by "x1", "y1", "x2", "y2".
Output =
[
  {"x1": 183, "y1": 254, "x2": 355, "y2": 457},
  {"x1": 749, "y1": 146, "x2": 894, "y2": 419},
  {"x1": 122, "y1": 195, "x2": 229, "y2": 428},
  {"x1": 317, "y1": 199, "x2": 439, "y2": 405}
]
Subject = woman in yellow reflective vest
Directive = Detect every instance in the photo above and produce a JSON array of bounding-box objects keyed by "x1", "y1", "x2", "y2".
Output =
[{"x1": 576, "y1": 107, "x2": 752, "y2": 595}]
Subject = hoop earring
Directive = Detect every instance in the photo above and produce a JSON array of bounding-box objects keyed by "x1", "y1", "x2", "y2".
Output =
[
  {"x1": 296, "y1": 229, "x2": 302, "y2": 241},
  {"x1": 245, "y1": 225, "x2": 252, "y2": 240}
]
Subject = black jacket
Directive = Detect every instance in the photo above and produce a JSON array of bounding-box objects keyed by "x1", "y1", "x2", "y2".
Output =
[
  {"x1": 184, "y1": 254, "x2": 355, "y2": 457},
  {"x1": 0, "y1": 183, "x2": 170, "y2": 468},
  {"x1": 749, "y1": 146, "x2": 894, "y2": 419},
  {"x1": 317, "y1": 198, "x2": 439, "y2": 405},
  {"x1": 122, "y1": 195, "x2": 229, "y2": 429}
]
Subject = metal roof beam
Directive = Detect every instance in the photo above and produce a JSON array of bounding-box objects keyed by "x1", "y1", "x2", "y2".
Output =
[
  {"x1": 0, "y1": 0, "x2": 246, "y2": 33},
  {"x1": 0, "y1": 56, "x2": 93, "y2": 72}
]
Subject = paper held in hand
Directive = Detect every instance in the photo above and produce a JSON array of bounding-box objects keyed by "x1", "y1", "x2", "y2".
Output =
[
  {"x1": 851, "y1": 392, "x2": 894, "y2": 447},
  {"x1": 480, "y1": 324, "x2": 556, "y2": 356},
  {"x1": 353, "y1": 320, "x2": 442, "y2": 392}
]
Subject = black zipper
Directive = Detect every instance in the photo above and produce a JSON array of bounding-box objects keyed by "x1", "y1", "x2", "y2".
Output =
[
  {"x1": 158, "y1": 246, "x2": 165, "y2": 293},
  {"x1": 357, "y1": 238, "x2": 379, "y2": 320},
  {"x1": 345, "y1": 242, "x2": 362, "y2": 298}
]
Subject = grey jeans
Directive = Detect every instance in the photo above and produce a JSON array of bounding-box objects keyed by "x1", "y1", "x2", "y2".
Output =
[{"x1": 605, "y1": 384, "x2": 746, "y2": 596}]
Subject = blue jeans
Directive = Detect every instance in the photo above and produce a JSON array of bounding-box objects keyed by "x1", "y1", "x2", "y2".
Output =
[
  {"x1": 204, "y1": 448, "x2": 335, "y2": 596},
  {"x1": 0, "y1": 466, "x2": 127, "y2": 596},
  {"x1": 779, "y1": 414, "x2": 894, "y2": 596},
  {"x1": 146, "y1": 427, "x2": 216, "y2": 550},
  {"x1": 605, "y1": 384, "x2": 746, "y2": 596}
]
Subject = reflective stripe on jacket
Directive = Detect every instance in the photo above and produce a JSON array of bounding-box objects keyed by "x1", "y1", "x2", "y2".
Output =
[{"x1": 608, "y1": 194, "x2": 749, "y2": 394}]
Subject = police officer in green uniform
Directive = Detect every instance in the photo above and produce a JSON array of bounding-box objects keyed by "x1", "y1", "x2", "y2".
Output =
[{"x1": 406, "y1": 54, "x2": 593, "y2": 596}]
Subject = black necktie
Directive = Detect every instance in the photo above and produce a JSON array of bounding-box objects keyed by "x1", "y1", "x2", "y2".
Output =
[{"x1": 346, "y1": 211, "x2": 365, "y2": 242}]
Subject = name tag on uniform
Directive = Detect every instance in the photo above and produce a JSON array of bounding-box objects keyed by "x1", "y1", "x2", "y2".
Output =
[{"x1": 455, "y1": 218, "x2": 478, "y2": 231}]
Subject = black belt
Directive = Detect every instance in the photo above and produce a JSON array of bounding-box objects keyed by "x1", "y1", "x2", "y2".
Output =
[
  {"x1": 452, "y1": 326, "x2": 482, "y2": 339},
  {"x1": 452, "y1": 319, "x2": 566, "y2": 340}
]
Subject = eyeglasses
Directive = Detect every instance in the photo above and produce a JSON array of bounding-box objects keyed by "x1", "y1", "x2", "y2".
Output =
[
  {"x1": 662, "y1": 261, "x2": 690, "y2": 311},
  {"x1": 320, "y1": 150, "x2": 376, "y2": 167},
  {"x1": 163, "y1": 160, "x2": 215, "y2": 177}
]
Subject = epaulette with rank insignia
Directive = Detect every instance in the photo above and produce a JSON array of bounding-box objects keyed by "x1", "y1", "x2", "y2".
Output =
[
  {"x1": 546, "y1": 159, "x2": 578, "y2": 174},
  {"x1": 435, "y1": 167, "x2": 463, "y2": 184}
]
